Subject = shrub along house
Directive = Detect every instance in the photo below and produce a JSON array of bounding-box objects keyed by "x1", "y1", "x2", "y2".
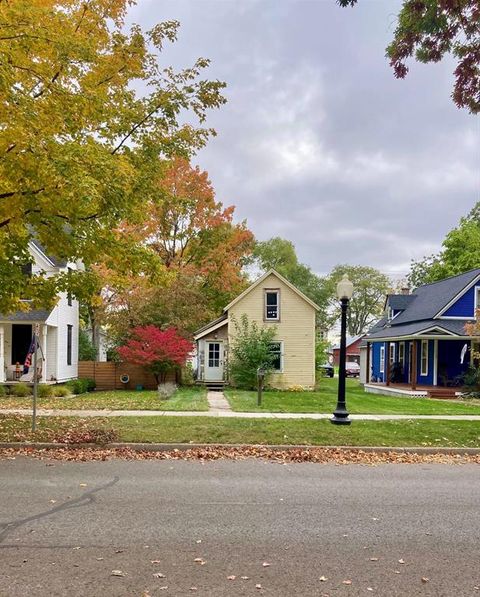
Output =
[
  {"x1": 363, "y1": 268, "x2": 480, "y2": 397},
  {"x1": 194, "y1": 270, "x2": 319, "y2": 389},
  {"x1": 0, "y1": 240, "x2": 80, "y2": 385}
]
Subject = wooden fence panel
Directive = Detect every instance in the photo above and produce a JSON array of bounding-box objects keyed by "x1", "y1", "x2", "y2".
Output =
[{"x1": 78, "y1": 361, "x2": 175, "y2": 390}]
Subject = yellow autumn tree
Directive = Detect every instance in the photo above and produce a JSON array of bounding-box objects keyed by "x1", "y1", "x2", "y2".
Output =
[{"x1": 0, "y1": 0, "x2": 226, "y2": 313}]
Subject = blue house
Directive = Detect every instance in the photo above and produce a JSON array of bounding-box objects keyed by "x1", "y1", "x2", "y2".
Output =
[{"x1": 364, "y1": 269, "x2": 480, "y2": 397}]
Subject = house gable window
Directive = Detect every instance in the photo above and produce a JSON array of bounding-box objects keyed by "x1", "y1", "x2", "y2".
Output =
[
  {"x1": 420, "y1": 339, "x2": 428, "y2": 376},
  {"x1": 264, "y1": 289, "x2": 280, "y2": 321},
  {"x1": 268, "y1": 341, "x2": 283, "y2": 372},
  {"x1": 67, "y1": 325, "x2": 73, "y2": 366},
  {"x1": 380, "y1": 345, "x2": 385, "y2": 373}
]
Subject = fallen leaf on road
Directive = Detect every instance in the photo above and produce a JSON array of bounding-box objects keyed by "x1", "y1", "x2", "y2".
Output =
[
  {"x1": 398, "y1": 559, "x2": 405, "y2": 564},
  {"x1": 49, "y1": 499, "x2": 56, "y2": 504},
  {"x1": 394, "y1": 570, "x2": 400, "y2": 574},
  {"x1": 96, "y1": 558, "x2": 103, "y2": 561},
  {"x1": 190, "y1": 587, "x2": 197, "y2": 592},
  {"x1": 342, "y1": 580, "x2": 352, "y2": 585},
  {"x1": 196, "y1": 540, "x2": 202, "y2": 544},
  {"x1": 262, "y1": 562, "x2": 271, "y2": 567},
  {"x1": 227, "y1": 575, "x2": 236, "y2": 580},
  {"x1": 159, "y1": 587, "x2": 168, "y2": 591},
  {"x1": 421, "y1": 577, "x2": 429, "y2": 583},
  {"x1": 256, "y1": 584, "x2": 262, "y2": 589},
  {"x1": 319, "y1": 576, "x2": 328, "y2": 582},
  {"x1": 194, "y1": 558, "x2": 206, "y2": 565},
  {"x1": 369, "y1": 558, "x2": 378, "y2": 561},
  {"x1": 241, "y1": 576, "x2": 249, "y2": 580},
  {"x1": 79, "y1": 483, "x2": 87, "y2": 487},
  {"x1": 153, "y1": 572, "x2": 166, "y2": 578},
  {"x1": 367, "y1": 588, "x2": 373, "y2": 592},
  {"x1": 111, "y1": 570, "x2": 126, "y2": 577},
  {"x1": 115, "y1": 549, "x2": 124, "y2": 553},
  {"x1": 73, "y1": 547, "x2": 81, "y2": 550},
  {"x1": 151, "y1": 560, "x2": 161, "y2": 564}
]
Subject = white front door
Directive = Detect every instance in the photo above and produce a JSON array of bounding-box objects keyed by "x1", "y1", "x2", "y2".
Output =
[{"x1": 205, "y1": 341, "x2": 224, "y2": 381}]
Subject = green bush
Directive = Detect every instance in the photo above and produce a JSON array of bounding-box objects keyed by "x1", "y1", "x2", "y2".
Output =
[
  {"x1": 462, "y1": 366, "x2": 480, "y2": 390},
  {"x1": 0, "y1": 385, "x2": 5, "y2": 397},
  {"x1": 53, "y1": 385, "x2": 70, "y2": 397},
  {"x1": 38, "y1": 384, "x2": 54, "y2": 398},
  {"x1": 78, "y1": 329, "x2": 97, "y2": 361},
  {"x1": 228, "y1": 314, "x2": 277, "y2": 390},
  {"x1": 66, "y1": 378, "x2": 96, "y2": 394},
  {"x1": 11, "y1": 383, "x2": 31, "y2": 397},
  {"x1": 181, "y1": 362, "x2": 195, "y2": 387}
]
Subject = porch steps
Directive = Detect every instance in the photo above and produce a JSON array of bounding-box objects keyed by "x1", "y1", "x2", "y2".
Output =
[
  {"x1": 427, "y1": 388, "x2": 462, "y2": 399},
  {"x1": 196, "y1": 381, "x2": 227, "y2": 392}
]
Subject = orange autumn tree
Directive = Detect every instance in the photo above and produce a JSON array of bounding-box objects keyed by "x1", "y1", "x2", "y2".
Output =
[{"x1": 106, "y1": 158, "x2": 254, "y2": 338}]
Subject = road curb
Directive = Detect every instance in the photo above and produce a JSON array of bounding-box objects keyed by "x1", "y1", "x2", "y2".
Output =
[{"x1": 0, "y1": 442, "x2": 479, "y2": 456}]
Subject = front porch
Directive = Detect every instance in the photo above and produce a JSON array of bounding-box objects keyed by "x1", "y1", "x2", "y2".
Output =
[
  {"x1": 0, "y1": 322, "x2": 56, "y2": 384},
  {"x1": 364, "y1": 382, "x2": 463, "y2": 399}
]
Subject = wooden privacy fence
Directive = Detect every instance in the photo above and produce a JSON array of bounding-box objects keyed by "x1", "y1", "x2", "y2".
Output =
[{"x1": 78, "y1": 361, "x2": 175, "y2": 391}]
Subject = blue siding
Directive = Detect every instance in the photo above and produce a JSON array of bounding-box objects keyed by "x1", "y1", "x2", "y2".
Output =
[
  {"x1": 371, "y1": 342, "x2": 385, "y2": 382},
  {"x1": 443, "y1": 285, "x2": 477, "y2": 317},
  {"x1": 417, "y1": 339, "x2": 434, "y2": 385},
  {"x1": 437, "y1": 340, "x2": 471, "y2": 383}
]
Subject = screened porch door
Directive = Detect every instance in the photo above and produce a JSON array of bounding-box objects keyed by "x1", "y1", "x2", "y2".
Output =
[{"x1": 205, "y1": 341, "x2": 224, "y2": 382}]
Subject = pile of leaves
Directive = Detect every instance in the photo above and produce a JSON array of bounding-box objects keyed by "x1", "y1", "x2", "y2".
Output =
[
  {"x1": 1, "y1": 445, "x2": 479, "y2": 464},
  {"x1": 7, "y1": 417, "x2": 118, "y2": 445}
]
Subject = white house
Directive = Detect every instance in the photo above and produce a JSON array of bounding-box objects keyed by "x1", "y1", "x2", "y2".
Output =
[{"x1": 0, "y1": 240, "x2": 80, "y2": 384}]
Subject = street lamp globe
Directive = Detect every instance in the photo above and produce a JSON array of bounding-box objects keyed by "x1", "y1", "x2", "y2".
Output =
[{"x1": 337, "y1": 274, "x2": 354, "y2": 301}]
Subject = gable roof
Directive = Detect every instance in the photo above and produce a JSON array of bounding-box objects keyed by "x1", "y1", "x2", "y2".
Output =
[
  {"x1": 223, "y1": 269, "x2": 320, "y2": 312},
  {"x1": 30, "y1": 239, "x2": 67, "y2": 268},
  {"x1": 332, "y1": 334, "x2": 364, "y2": 351},
  {"x1": 193, "y1": 313, "x2": 228, "y2": 340},
  {"x1": 390, "y1": 268, "x2": 480, "y2": 326},
  {"x1": 386, "y1": 294, "x2": 416, "y2": 312}
]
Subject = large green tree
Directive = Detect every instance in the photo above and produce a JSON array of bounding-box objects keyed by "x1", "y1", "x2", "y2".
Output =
[
  {"x1": 326, "y1": 265, "x2": 391, "y2": 336},
  {"x1": 339, "y1": 0, "x2": 480, "y2": 113},
  {"x1": 409, "y1": 202, "x2": 480, "y2": 287},
  {"x1": 0, "y1": 0, "x2": 226, "y2": 314}
]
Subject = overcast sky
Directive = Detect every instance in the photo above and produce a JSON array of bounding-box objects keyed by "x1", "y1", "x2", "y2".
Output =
[{"x1": 127, "y1": 0, "x2": 479, "y2": 279}]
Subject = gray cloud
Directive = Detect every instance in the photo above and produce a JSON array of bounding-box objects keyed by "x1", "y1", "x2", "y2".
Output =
[{"x1": 128, "y1": 0, "x2": 479, "y2": 278}]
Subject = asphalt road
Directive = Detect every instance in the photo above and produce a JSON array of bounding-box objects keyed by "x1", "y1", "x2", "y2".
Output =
[{"x1": 1, "y1": 457, "x2": 479, "y2": 596}]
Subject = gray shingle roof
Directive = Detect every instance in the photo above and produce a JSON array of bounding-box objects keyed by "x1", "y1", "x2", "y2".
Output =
[
  {"x1": 366, "y1": 318, "x2": 472, "y2": 340},
  {"x1": 194, "y1": 313, "x2": 228, "y2": 336},
  {"x1": 366, "y1": 268, "x2": 480, "y2": 340},
  {"x1": 0, "y1": 309, "x2": 51, "y2": 322},
  {"x1": 393, "y1": 269, "x2": 480, "y2": 325},
  {"x1": 332, "y1": 334, "x2": 364, "y2": 350},
  {"x1": 30, "y1": 239, "x2": 67, "y2": 268}
]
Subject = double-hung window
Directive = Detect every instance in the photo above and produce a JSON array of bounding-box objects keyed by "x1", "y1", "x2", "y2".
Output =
[
  {"x1": 265, "y1": 290, "x2": 280, "y2": 321},
  {"x1": 398, "y1": 342, "x2": 405, "y2": 369},
  {"x1": 421, "y1": 340, "x2": 428, "y2": 376},
  {"x1": 389, "y1": 343, "x2": 395, "y2": 365},
  {"x1": 268, "y1": 342, "x2": 283, "y2": 372}
]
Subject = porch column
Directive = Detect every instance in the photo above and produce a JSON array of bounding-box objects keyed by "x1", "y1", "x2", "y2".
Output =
[
  {"x1": 385, "y1": 341, "x2": 391, "y2": 386},
  {"x1": 411, "y1": 340, "x2": 417, "y2": 390},
  {"x1": 0, "y1": 325, "x2": 4, "y2": 383},
  {"x1": 41, "y1": 324, "x2": 48, "y2": 382},
  {"x1": 433, "y1": 339, "x2": 438, "y2": 386},
  {"x1": 366, "y1": 341, "x2": 370, "y2": 384}
]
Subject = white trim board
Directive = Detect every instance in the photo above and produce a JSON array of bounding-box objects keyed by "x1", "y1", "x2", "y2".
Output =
[{"x1": 434, "y1": 275, "x2": 480, "y2": 318}]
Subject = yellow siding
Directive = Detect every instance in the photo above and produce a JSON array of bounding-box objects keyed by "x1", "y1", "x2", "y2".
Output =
[{"x1": 227, "y1": 273, "x2": 316, "y2": 389}]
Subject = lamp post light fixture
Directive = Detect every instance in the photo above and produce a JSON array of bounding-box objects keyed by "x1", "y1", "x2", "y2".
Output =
[{"x1": 331, "y1": 274, "x2": 354, "y2": 425}]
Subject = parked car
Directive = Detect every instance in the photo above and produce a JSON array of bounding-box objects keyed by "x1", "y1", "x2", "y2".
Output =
[
  {"x1": 345, "y1": 362, "x2": 360, "y2": 377},
  {"x1": 317, "y1": 363, "x2": 334, "y2": 377}
]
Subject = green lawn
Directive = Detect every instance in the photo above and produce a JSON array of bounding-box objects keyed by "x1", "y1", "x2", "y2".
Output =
[
  {"x1": 1, "y1": 415, "x2": 479, "y2": 448},
  {"x1": 0, "y1": 386, "x2": 208, "y2": 411},
  {"x1": 225, "y1": 378, "x2": 480, "y2": 415}
]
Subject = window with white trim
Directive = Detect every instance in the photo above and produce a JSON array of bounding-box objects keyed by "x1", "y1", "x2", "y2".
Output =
[
  {"x1": 421, "y1": 339, "x2": 428, "y2": 376},
  {"x1": 265, "y1": 290, "x2": 280, "y2": 321},
  {"x1": 380, "y1": 346, "x2": 385, "y2": 373},
  {"x1": 476, "y1": 288, "x2": 480, "y2": 319},
  {"x1": 398, "y1": 342, "x2": 405, "y2": 368},
  {"x1": 389, "y1": 343, "x2": 395, "y2": 365},
  {"x1": 268, "y1": 341, "x2": 283, "y2": 372}
]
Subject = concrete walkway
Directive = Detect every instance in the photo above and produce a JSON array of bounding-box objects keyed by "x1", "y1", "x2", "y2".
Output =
[
  {"x1": 1, "y1": 407, "x2": 480, "y2": 421},
  {"x1": 207, "y1": 390, "x2": 231, "y2": 412}
]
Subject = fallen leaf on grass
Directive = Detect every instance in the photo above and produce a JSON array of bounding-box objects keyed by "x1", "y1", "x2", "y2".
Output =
[{"x1": 111, "y1": 570, "x2": 126, "y2": 577}]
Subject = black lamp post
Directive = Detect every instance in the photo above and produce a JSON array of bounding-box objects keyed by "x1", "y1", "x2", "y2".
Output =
[{"x1": 331, "y1": 274, "x2": 353, "y2": 425}]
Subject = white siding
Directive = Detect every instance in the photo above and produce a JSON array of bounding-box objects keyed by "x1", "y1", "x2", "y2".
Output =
[
  {"x1": 47, "y1": 293, "x2": 79, "y2": 381},
  {"x1": 46, "y1": 326, "x2": 57, "y2": 381}
]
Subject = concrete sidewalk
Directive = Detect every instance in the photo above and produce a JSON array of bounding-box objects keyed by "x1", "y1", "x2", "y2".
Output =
[{"x1": 1, "y1": 407, "x2": 480, "y2": 421}]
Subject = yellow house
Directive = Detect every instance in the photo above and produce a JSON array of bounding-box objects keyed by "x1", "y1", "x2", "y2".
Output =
[{"x1": 194, "y1": 270, "x2": 319, "y2": 389}]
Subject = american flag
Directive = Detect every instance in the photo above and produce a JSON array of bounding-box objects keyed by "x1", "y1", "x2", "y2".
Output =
[{"x1": 23, "y1": 335, "x2": 38, "y2": 375}]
